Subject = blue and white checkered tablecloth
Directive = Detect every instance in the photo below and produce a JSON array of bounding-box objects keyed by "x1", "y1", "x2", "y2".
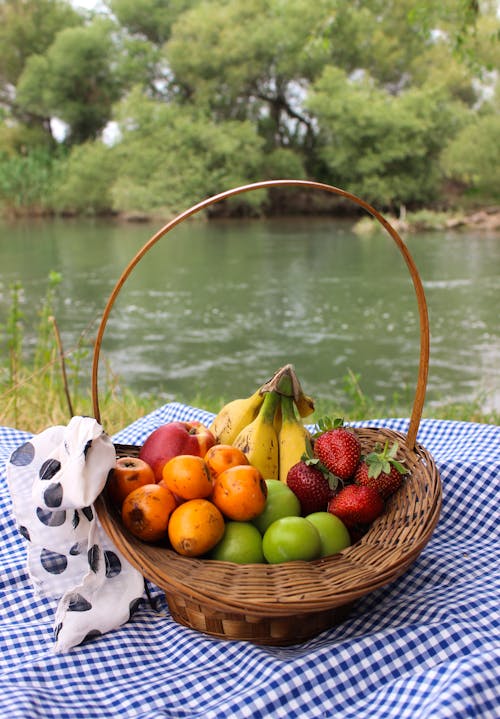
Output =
[{"x1": 0, "y1": 404, "x2": 499, "y2": 719}]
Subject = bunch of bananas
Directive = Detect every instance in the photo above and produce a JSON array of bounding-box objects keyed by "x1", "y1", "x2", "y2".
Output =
[{"x1": 209, "y1": 365, "x2": 314, "y2": 483}]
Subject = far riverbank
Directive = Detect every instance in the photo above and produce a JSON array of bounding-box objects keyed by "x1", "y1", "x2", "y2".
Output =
[{"x1": 353, "y1": 206, "x2": 500, "y2": 236}]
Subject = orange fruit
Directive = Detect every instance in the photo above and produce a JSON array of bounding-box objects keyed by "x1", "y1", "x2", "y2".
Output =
[
  {"x1": 212, "y1": 465, "x2": 268, "y2": 521},
  {"x1": 168, "y1": 499, "x2": 225, "y2": 557},
  {"x1": 161, "y1": 454, "x2": 212, "y2": 500},
  {"x1": 122, "y1": 483, "x2": 177, "y2": 543},
  {"x1": 204, "y1": 444, "x2": 249, "y2": 480},
  {"x1": 107, "y1": 456, "x2": 155, "y2": 507}
]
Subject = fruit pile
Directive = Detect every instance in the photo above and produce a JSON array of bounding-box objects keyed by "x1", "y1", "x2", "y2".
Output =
[{"x1": 106, "y1": 365, "x2": 408, "y2": 564}]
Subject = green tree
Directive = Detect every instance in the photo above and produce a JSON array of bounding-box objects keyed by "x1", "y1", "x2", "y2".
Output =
[
  {"x1": 441, "y1": 109, "x2": 500, "y2": 199},
  {"x1": 16, "y1": 19, "x2": 123, "y2": 144},
  {"x1": 0, "y1": 0, "x2": 83, "y2": 137},
  {"x1": 50, "y1": 141, "x2": 118, "y2": 214},
  {"x1": 0, "y1": 0, "x2": 82, "y2": 87},
  {"x1": 166, "y1": 0, "x2": 329, "y2": 150},
  {"x1": 0, "y1": 0, "x2": 498, "y2": 216},
  {"x1": 318, "y1": 0, "x2": 430, "y2": 87},
  {"x1": 408, "y1": 41, "x2": 479, "y2": 106},
  {"x1": 297, "y1": 0, "x2": 485, "y2": 90},
  {"x1": 114, "y1": 36, "x2": 166, "y2": 98},
  {"x1": 307, "y1": 67, "x2": 467, "y2": 208},
  {"x1": 107, "y1": 0, "x2": 198, "y2": 44},
  {"x1": 109, "y1": 87, "x2": 266, "y2": 215}
]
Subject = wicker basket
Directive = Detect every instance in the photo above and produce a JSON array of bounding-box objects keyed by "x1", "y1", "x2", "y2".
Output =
[{"x1": 93, "y1": 180, "x2": 442, "y2": 645}]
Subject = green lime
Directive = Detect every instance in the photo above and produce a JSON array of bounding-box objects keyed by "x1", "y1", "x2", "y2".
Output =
[
  {"x1": 262, "y1": 516, "x2": 321, "y2": 564},
  {"x1": 209, "y1": 521, "x2": 265, "y2": 563},
  {"x1": 252, "y1": 479, "x2": 301, "y2": 534},
  {"x1": 305, "y1": 512, "x2": 351, "y2": 557}
]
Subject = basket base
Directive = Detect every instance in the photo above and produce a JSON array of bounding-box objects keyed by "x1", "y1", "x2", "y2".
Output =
[{"x1": 166, "y1": 593, "x2": 354, "y2": 645}]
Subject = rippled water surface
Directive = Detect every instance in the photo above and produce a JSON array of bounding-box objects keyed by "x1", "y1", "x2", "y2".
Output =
[{"x1": 1, "y1": 215, "x2": 499, "y2": 413}]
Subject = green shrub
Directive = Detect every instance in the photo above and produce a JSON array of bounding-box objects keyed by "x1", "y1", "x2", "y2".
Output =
[
  {"x1": 51, "y1": 141, "x2": 118, "y2": 215},
  {"x1": 441, "y1": 112, "x2": 500, "y2": 199},
  {"x1": 110, "y1": 89, "x2": 266, "y2": 217},
  {"x1": 307, "y1": 68, "x2": 467, "y2": 209},
  {"x1": 0, "y1": 147, "x2": 57, "y2": 214}
]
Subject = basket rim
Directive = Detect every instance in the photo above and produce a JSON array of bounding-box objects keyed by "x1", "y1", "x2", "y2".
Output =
[
  {"x1": 90, "y1": 179, "x2": 430, "y2": 450},
  {"x1": 97, "y1": 426, "x2": 442, "y2": 618}
]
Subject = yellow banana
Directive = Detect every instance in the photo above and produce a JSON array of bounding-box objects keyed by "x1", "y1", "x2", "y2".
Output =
[
  {"x1": 209, "y1": 388, "x2": 264, "y2": 444},
  {"x1": 278, "y1": 393, "x2": 313, "y2": 484},
  {"x1": 232, "y1": 390, "x2": 280, "y2": 479},
  {"x1": 273, "y1": 403, "x2": 282, "y2": 435}
]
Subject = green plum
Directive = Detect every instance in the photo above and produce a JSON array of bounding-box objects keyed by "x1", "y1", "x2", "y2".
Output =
[
  {"x1": 262, "y1": 516, "x2": 321, "y2": 564},
  {"x1": 209, "y1": 521, "x2": 264, "y2": 563},
  {"x1": 305, "y1": 512, "x2": 351, "y2": 557},
  {"x1": 252, "y1": 479, "x2": 301, "y2": 534}
]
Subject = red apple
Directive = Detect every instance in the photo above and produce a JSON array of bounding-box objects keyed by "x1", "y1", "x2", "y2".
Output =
[{"x1": 138, "y1": 421, "x2": 215, "y2": 482}]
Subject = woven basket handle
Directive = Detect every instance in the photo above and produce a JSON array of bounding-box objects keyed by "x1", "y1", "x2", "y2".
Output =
[{"x1": 91, "y1": 180, "x2": 429, "y2": 449}]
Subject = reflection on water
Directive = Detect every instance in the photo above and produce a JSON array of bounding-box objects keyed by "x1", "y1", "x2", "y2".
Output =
[{"x1": 1, "y1": 216, "x2": 499, "y2": 413}]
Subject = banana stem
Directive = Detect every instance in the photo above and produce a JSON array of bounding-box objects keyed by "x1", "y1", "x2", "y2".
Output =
[
  {"x1": 260, "y1": 364, "x2": 294, "y2": 395},
  {"x1": 280, "y1": 394, "x2": 297, "y2": 423},
  {"x1": 274, "y1": 369, "x2": 294, "y2": 397},
  {"x1": 259, "y1": 390, "x2": 281, "y2": 424},
  {"x1": 259, "y1": 365, "x2": 314, "y2": 416}
]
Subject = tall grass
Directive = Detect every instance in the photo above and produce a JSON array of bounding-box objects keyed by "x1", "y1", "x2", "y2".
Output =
[
  {"x1": 0, "y1": 276, "x2": 498, "y2": 436},
  {"x1": 0, "y1": 274, "x2": 159, "y2": 434},
  {"x1": 0, "y1": 149, "x2": 58, "y2": 216}
]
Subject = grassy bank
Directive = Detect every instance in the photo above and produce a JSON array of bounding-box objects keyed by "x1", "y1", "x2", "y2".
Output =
[
  {"x1": 1, "y1": 276, "x2": 498, "y2": 436},
  {"x1": 2, "y1": 363, "x2": 497, "y2": 438},
  {"x1": 353, "y1": 207, "x2": 500, "y2": 235}
]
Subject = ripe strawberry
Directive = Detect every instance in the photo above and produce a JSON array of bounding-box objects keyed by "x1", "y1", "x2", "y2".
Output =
[
  {"x1": 287, "y1": 460, "x2": 338, "y2": 515},
  {"x1": 354, "y1": 441, "x2": 407, "y2": 499},
  {"x1": 327, "y1": 484, "x2": 384, "y2": 528},
  {"x1": 313, "y1": 418, "x2": 361, "y2": 480}
]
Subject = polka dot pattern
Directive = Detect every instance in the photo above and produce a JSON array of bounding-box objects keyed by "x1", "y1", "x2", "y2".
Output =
[
  {"x1": 104, "y1": 551, "x2": 122, "y2": 578},
  {"x1": 40, "y1": 548, "x2": 68, "y2": 575},
  {"x1": 36, "y1": 507, "x2": 67, "y2": 527},
  {"x1": 39, "y1": 458, "x2": 61, "y2": 481},
  {"x1": 88, "y1": 545, "x2": 100, "y2": 573},
  {"x1": 43, "y1": 482, "x2": 64, "y2": 508},
  {"x1": 79, "y1": 629, "x2": 102, "y2": 645},
  {"x1": 83, "y1": 440, "x2": 93, "y2": 457},
  {"x1": 10, "y1": 441, "x2": 35, "y2": 466},
  {"x1": 6, "y1": 415, "x2": 145, "y2": 652},
  {"x1": 129, "y1": 597, "x2": 143, "y2": 619},
  {"x1": 18, "y1": 525, "x2": 31, "y2": 541},
  {"x1": 54, "y1": 622, "x2": 63, "y2": 641},
  {"x1": 81, "y1": 506, "x2": 93, "y2": 522},
  {"x1": 67, "y1": 594, "x2": 92, "y2": 612}
]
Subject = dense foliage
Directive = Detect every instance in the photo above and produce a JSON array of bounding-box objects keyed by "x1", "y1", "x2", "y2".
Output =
[{"x1": 0, "y1": 0, "x2": 498, "y2": 217}]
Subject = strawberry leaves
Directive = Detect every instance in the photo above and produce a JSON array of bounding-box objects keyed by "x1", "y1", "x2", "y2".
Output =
[
  {"x1": 302, "y1": 454, "x2": 342, "y2": 493},
  {"x1": 312, "y1": 416, "x2": 345, "y2": 438},
  {"x1": 363, "y1": 441, "x2": 407, "y2": 479}
]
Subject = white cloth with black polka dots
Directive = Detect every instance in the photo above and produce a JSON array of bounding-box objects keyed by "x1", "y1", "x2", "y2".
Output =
[{"x1": 6, "y1": 415, "x2": 145, "y2": 652}]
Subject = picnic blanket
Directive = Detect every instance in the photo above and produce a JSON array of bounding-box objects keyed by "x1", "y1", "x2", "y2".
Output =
[{"x1": 0, "y1": 403, "x2": 499, "y2": 718}]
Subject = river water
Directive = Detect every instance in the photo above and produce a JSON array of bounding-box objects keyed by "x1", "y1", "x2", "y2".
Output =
[{"x1": 1, "y1": 215, "x2": 499, "y2": 414}]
